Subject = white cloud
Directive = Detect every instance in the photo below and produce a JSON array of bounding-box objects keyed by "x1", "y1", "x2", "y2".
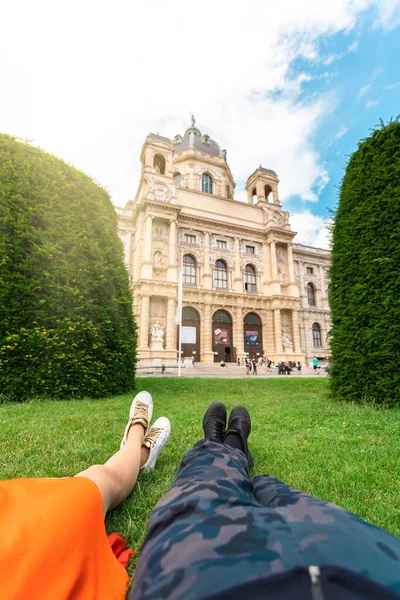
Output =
[
  {"x1": 335, "y1": 124, "x2": 349, "y2": 139},
  {"x1": 372, "y1": 0, "x2": 400, "y2": 28},
  {"x1": 0, "y1": 0, "x2": 396, "y2": 210},
  {"x1": 347, "y1": 40, "x2": 359, "y2": 52},
  {"x1": 385, "y1": 81, "x2": 400, "y2": 89},
  {"x1": 290, "y1": 212, "x2": 332, "y2": 248},
  {"x1": 358, "y1": 84, "x2": 372, "y2": 98},
  {"x1": 365, "y1": 99, "x2": 381, "y2": 108}
]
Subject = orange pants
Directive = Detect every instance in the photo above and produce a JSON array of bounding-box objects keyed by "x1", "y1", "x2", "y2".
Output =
[{"x1": 0, "y1": 477, "x2": 129, "y2": 599}]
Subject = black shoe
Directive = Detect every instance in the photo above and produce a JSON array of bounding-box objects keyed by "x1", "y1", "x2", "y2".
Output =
[
  {"x1": 224, "y1": 406, "x2": 254, "y2": 470},
  {"x1": 202, "y1": 402, "x2": 227, "y2": 443}
]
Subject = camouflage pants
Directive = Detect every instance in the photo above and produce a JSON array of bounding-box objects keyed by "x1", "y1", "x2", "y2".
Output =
[{"x1": 130, "y1": 440, "x2": 400, "y2": 599}]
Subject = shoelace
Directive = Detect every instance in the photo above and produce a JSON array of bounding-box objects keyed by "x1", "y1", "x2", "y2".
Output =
[
  {"x1": 130, "y1": 400, "x2": 149, "y2": 429},
  {"x1": 144, "y1": 427, "x2": 163, "y2": 448}
]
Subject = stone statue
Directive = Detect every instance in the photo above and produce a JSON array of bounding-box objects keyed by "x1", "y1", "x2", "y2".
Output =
[
  {"x1": 190, "y1": 112, "x2": 196, "y2": 127},
  {"x1": 282, "y1": 329, "x2": 293, "y2": 346},
  {"x1": 153, "y1": 251, "x2": 164, "y2": 267},
  {"x1": 151, "y1": 322, "x2": 164, "y2": 341},
  {"x1": 277, "y1": 268, "x2": 285, "y2": 282}
]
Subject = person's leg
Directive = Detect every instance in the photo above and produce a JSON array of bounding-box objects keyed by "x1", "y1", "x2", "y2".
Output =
[
  {"x1": 131, "y1": 404, "x2": 261, "y2": 600},
  {"x1": 76, "y1": 392, "x2": 170, "y2": 516},
  {"x1": 252, "y1": 475, "x2": 400, "y2": 593},
  {"x1": 76, "y1": 422, "x2": 149, "y2": 516}
]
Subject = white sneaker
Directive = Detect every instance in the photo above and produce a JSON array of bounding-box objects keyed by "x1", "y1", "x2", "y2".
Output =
[
  {"x1": 142, "y1": 417, "x2": 171, "y2": 471},
  {"x1": 120, "y1": 391, "x2": 153, "y2": 450}
]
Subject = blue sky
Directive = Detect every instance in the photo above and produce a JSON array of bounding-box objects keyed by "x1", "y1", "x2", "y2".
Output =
[
  {"x1": 284, "y1": 9, "x2": 400, "y2": 222},
  {"x1": 1, "y1": 1, "x2": 399, "y2": 247}
]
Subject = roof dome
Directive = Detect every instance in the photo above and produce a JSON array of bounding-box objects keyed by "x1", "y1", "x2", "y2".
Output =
[{"x1": 172, "y1": 117, "x2": 222, "y2": 157}]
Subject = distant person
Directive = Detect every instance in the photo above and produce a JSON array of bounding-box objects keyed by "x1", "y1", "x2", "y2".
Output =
[
  {"x1": 313, "y1": 355, "x2": 319, "y2": 374},
  {"x1": 0, "y1": 392, "x2": 171, "y2": 599},
  {"x1": 220, "y1": 360, "x2": 226, "y2": 368},
  {"x1": 246, "y1": 361, "x2": 251, "y2": 376},
  {"x1": 192, "y1": 356, "x2": 195, "y2": 366},
  {"x1": 130, "y1": 403, "x2": 400, "y2": 599},
  {"x1": 297, "y1": 361, "x2": 302, "y2": 374},
  {"x1": 284, "y1": 362, "x2": 293, "y2": 375},
  {"x1": 252, "y1": 359, "x2": 258, "y2": 375},
  {"x1": 237, "y1": 357, "x2": 241, "y2": 366},
  {"x1": 267, "y1": 359, "x2": 272, "y2": 372}
]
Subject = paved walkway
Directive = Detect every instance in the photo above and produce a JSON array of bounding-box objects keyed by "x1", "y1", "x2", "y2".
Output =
[{"x1": 136, "y1": 363, "x2": 328, "y2": 378}]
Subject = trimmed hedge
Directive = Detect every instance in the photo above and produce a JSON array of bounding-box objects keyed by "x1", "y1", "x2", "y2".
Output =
[
  {"x1": 0, "y1": 134, "x2": 136, "y2": 400},
  {"x1": 329, "y1": 120, "x2": 400, "y2": 406}
]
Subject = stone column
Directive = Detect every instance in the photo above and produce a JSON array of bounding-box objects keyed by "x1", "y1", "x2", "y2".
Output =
[
  {"x1": 141, "y1": 215, "x2": 153, "y2": 279},
  {"x1": 201, "y1": 302, "x2": 214, "y2": 362},
  {"x1": 167, "y1": 220, "x2": 178, "y2": 283},
  {"x1": 263, "y1": 310, "x2": 274, "y2": 354},
  {"x1": 139, "y1": 295, "x2": 150, "y2": 349},
  {"x1": 299, "y1": 261, "x2": 305, "y2": 307},
  {"x1": 203, "y1": 232, "x2": 212, "y2": 289},
  {"x1": 262, "y1": 243, "x2": 271, "y2": 282},
  {"x1": 144, "y1": 215, "x2": 153, "y2": 263},
  {"x1": 287, "y1": 244, "x2": 295, "y2": 283},
  {"x1": 274, "y1": 308, "x2": 283, "y2": 354},
  {"x1": 270, "y1": 241, "x2": 278, "y2": 281},
  {"x1": 320, "y1": 264, "x2": 326, "y2": 306},
  {"x1": 257, "y1": 274, "x2": 261, "y2": 293},
  {"x1": 235, "y1": 306, "x2": 244, "y2": 356},
  {"x1": 256, "y1": 180, "x2": 265, "y2": 203},
  {"x1": 166, "y1": 297, "x2": 176, "y2": 351},
  {"x1": 234, "y1": 238, "x2": 242, "y2": 292},
  {"x1": 292, "y1": 310, "x2": 301, "y2": 354},
  {"x1": 168, "y1": 220, "x2": 177, "y2": 266}
]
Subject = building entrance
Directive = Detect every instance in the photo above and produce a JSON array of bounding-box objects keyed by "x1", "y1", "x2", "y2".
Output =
[
  {"x1": 212, "y1": 310, "x2": 233, "y2": 363},
  {"x1": 244, "y1": 312, "x2": 263, "y2": 359},
  {"x1": 180, "y1": 306, "x2": 200, "y2": 361}
]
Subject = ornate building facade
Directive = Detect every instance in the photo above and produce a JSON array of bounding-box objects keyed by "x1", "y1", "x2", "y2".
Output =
[{"x1": 116, "y1": 120, "x2": 331, "y2": 365}]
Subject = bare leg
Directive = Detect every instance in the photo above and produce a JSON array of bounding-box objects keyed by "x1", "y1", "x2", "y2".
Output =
[{"x1": 75, "y1": 424, "x2": 150, "y2": 517}]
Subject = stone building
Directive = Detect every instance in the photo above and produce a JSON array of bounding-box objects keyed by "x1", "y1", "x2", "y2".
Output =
[{"x1": 116, "y1": 119, "x2": 331, "y2": 366}]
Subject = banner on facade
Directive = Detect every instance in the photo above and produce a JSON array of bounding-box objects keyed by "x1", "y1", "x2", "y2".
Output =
[
  {"x1": 245, "y1": 330, "x2": 259, "y2": 346},
  {"x1": 181, "y1": 326, "x2": 196, "y2": 344},
  {"x1": 214, "y1": 328, "x2": 230, "y2": 345}
]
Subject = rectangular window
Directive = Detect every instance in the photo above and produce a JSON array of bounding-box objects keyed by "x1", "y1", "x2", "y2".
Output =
[
  {"x1": 214, "y1": 268, "x2": 227, "y2": 289},
  {"x1": 216, "y1": 240, "x2": 227, "y2": 250},
  {"x1": 306, "y1": 266, "x2": 314, "y2": 274},
  {"x1": 245, "y1": 245, "x2": 255, "y2": 254},
  {"x1": 184, "y1": 234, "x2": 196, "y2": 244}
]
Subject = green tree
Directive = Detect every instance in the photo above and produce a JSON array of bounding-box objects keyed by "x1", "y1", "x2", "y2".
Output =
[
  {"x1": 0, "y1": 134, "x2": 136, "y2": 399},
  {"x1": 329, "y1": 120, "x2": 400, "y2": 406}
]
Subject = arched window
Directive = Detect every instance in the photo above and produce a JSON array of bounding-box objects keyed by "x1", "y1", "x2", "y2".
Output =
[
  {"x1": 252, "y1": 187, "x2": 257, "y2": 203},
  {"x1": 244, "y1": 264, "x2": 257, "y2": 293},
  {"x1": 264, "y1": 185, "x2": 272, "y2": 202},
  {"x1": 173, "y1": 172, "x2": 182, "y2": 187},
  {"x1": 214, "y1": 260, "x2": 227, "y2": 289},
  {"x1": 244, "y1": 312, "x2": 261, "y2": 325},
  {"x1": 183, "y1": 254, "x2": 196, "y2": 285},
  {"x1": 307, "y1": 283, "x2": 316, "y2": 306},
  {"x1": 202, "y1": 172, "x2": 213, "y2": 194},
  {"x1": 312, "y1": 323, "x2": 322, "y2": 347},
  {"x1": 153, "y1": 153, "x2": 165, "y2": 174},
  {"x1": 213, "y1": 309, "x2": 232, "y2": 323},
  {"x1": 183, "y1": 307, "x2": 200, "y2": 321}
]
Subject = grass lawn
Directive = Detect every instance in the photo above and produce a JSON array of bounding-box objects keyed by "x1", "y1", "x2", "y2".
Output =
[{"x1": 1, "y1": 377, "x2": 399, "y2": 574}]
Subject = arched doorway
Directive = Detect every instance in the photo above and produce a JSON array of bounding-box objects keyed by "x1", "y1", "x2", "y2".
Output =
[
  {"x1": 212, "y1": 309, "x2": 233, "y2": 363},
  {"x1": 243, "y1": 312, "x2": 263, "y2": 358},
  {"x1": 180, "y1": 307, "x2": 200, "y2": 360}
]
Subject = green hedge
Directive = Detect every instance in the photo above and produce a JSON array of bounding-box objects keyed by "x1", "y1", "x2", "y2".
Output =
[
  {"x1": 329, "y1": 120, "x2": 400, "y2": 406},
  {"x1": 0, "y1": 134, "x2": 136, "y2": 399}
]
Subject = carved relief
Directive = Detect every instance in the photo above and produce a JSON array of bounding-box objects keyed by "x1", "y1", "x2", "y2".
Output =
[
  {"x1": 153, "y1": 251, "x2": 164, "y2": 269},
  {"x1": 153, "y1": 223, "x2": 168, "y2": 240},
  {"x1": 276, "y1": 246, "x2": 285, "y2": 263},
  {"x1": 282, "y1": 329, "x2": 293, "y2": 346}
]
